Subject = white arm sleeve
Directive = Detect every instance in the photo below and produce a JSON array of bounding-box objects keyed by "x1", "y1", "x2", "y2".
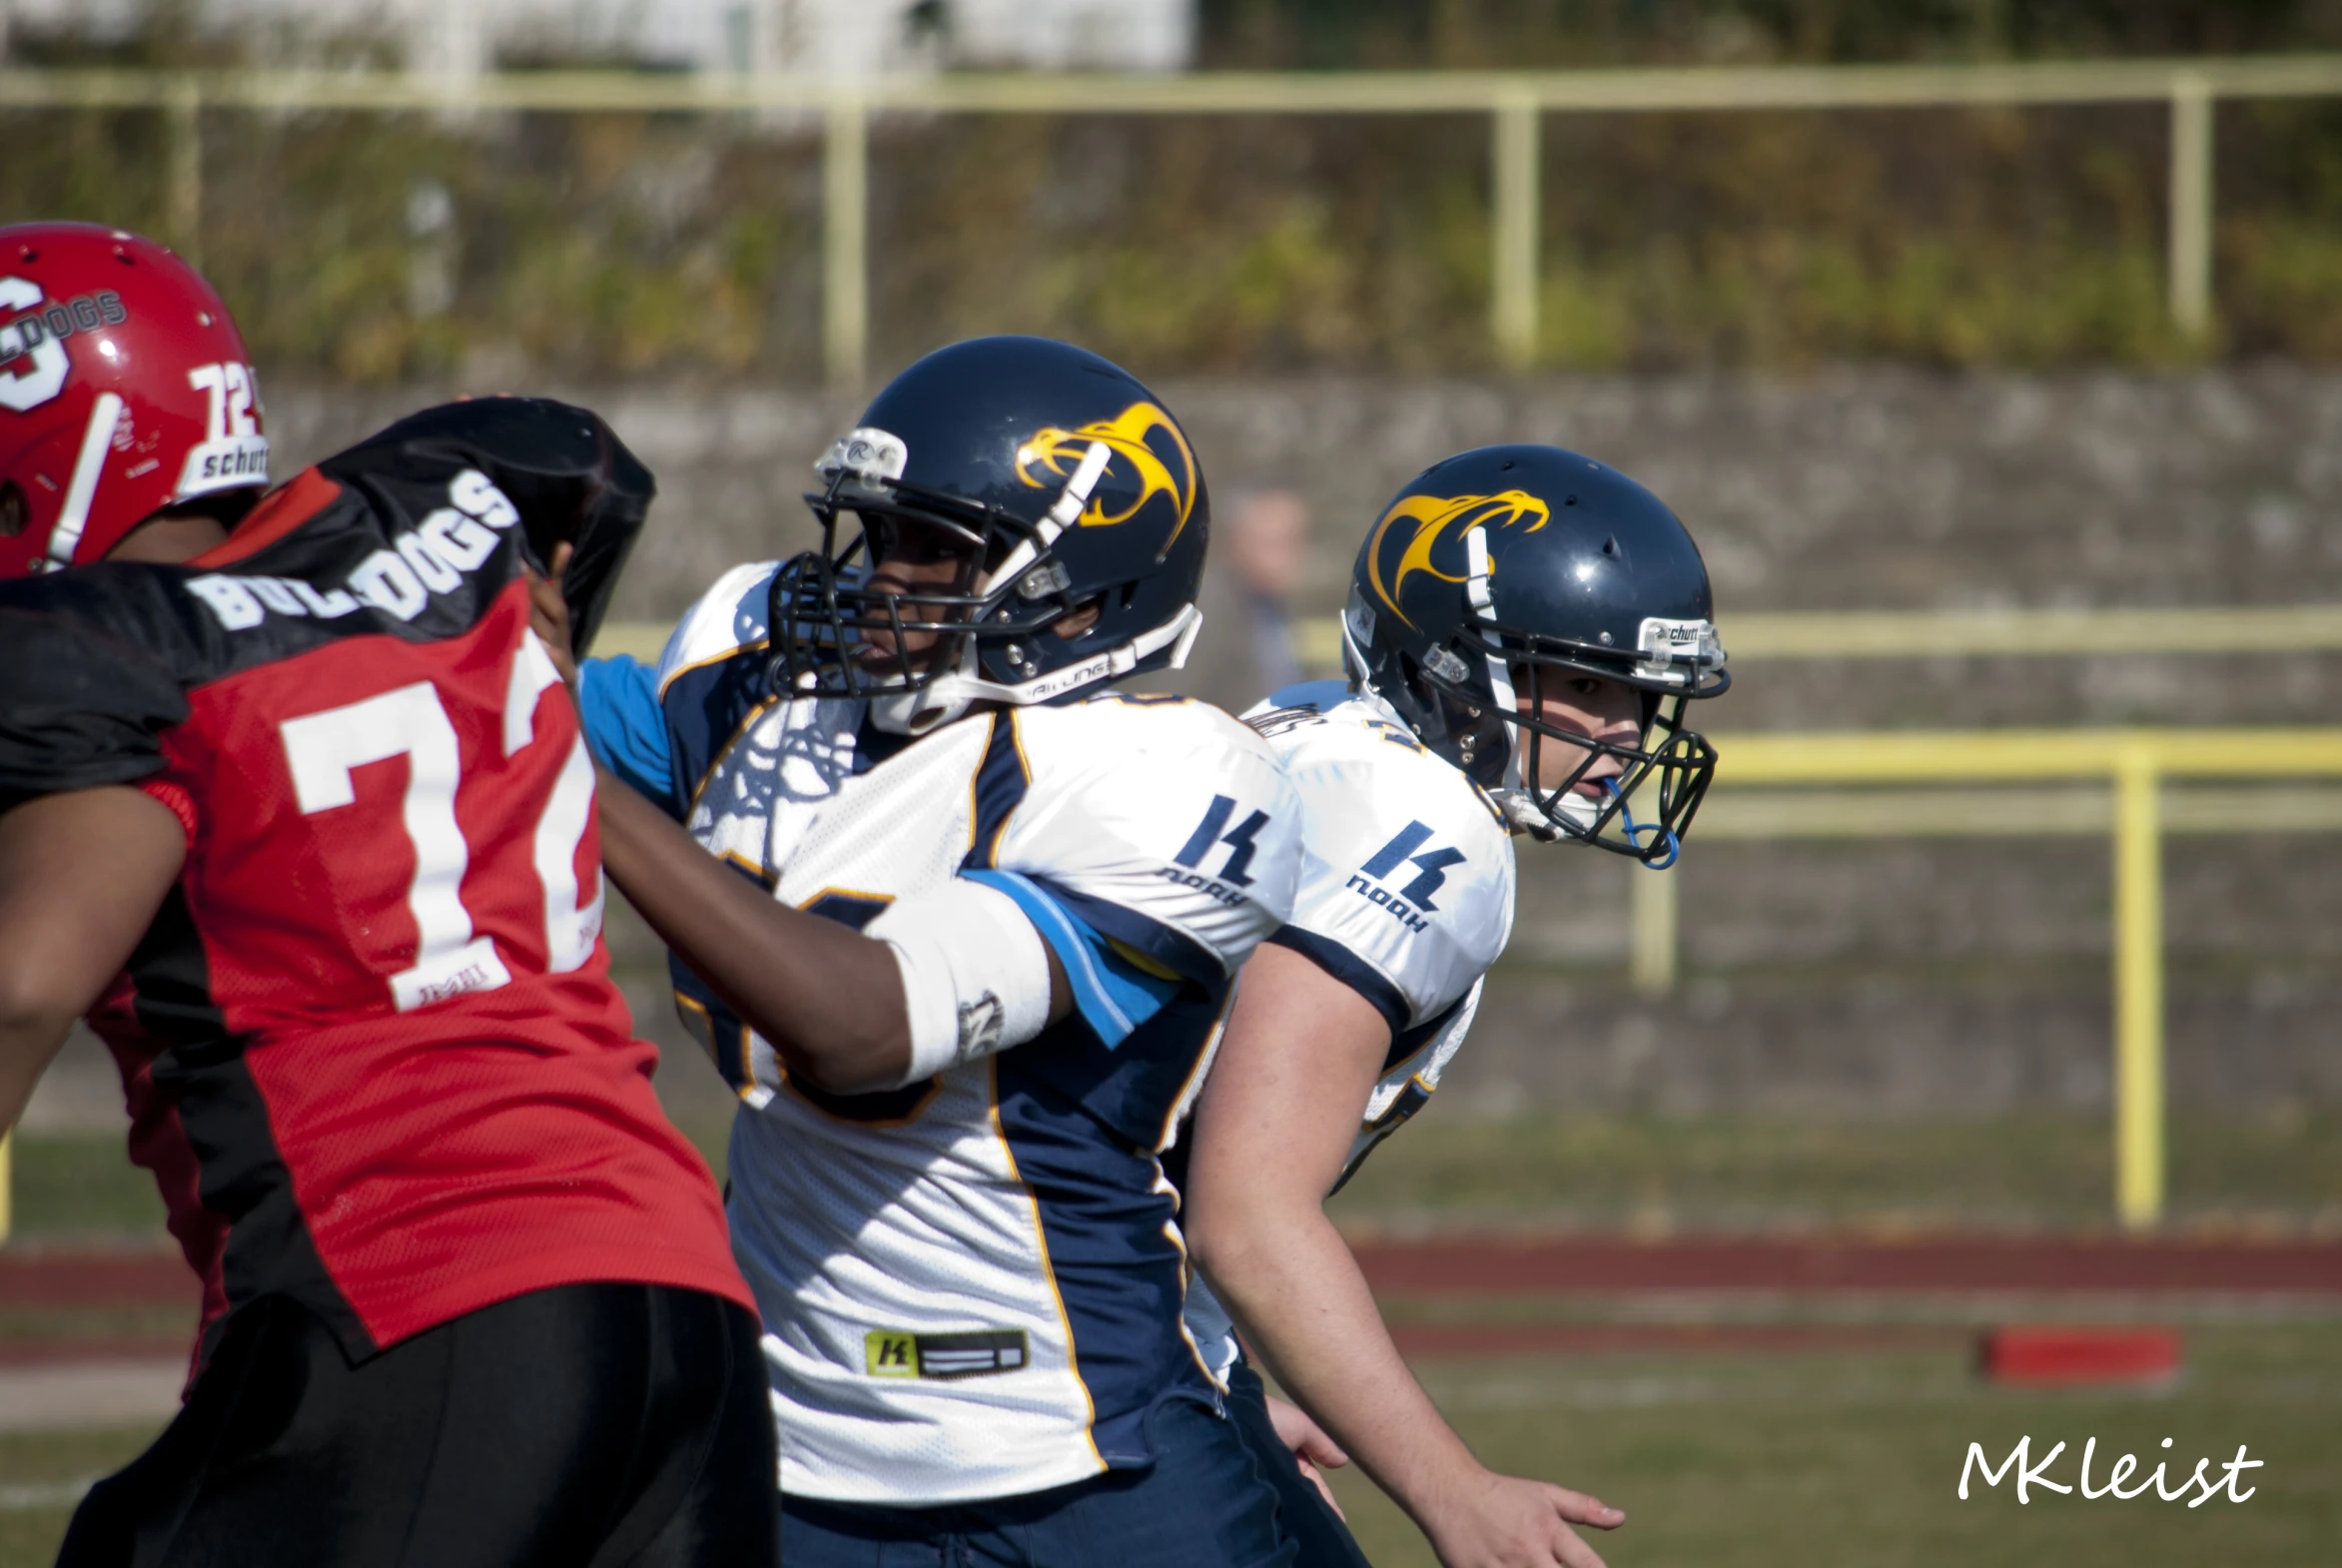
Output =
[{"x1": 865, "y1": 879, "x2": 1056, "y2": 1086}]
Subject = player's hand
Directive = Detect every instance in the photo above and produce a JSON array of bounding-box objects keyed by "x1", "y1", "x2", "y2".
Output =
[
  {"x1": 526, "y1": 541, "x2": 579, "y2": 687},
  {"x1": 1421, "y1": 1469, "x2": 1623, "y2": 1568},
  {"x1": 1263, "y1": 1392, "x2": 1351, "y2": 1519}
]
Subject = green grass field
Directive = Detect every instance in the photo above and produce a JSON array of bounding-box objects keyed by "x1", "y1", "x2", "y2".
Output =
[
  {"x1": 12, "y1": 1109, "x2": 2342, "y2": 1242},
  {"x1": 1329, "y1": 1110, "x2": 2342, "y2": 1236},
  {"x1": 0, "y1": 1430, "x2": 153, "y2": 1568},
  {"x1": 1323, "y1": 1324, "x2": 2342, "y2": 1568},
  {"x1": 4, "y1": 1327, "x2": 2336, "y2": 1567}
]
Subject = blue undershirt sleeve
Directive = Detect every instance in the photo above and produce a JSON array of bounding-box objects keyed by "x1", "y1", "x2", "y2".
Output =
[
  {"x1": 575, "y1": 655, "x2": 678, "y2": 815},
  {"x1": 963, "y1": 869, "x2": 1183, "y2": 1049}
]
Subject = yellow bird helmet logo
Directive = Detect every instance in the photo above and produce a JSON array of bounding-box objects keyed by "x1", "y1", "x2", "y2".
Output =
[
  {"x1": 1363, "y1": 489, "x2": 1551, "y2": 629},
  {"x1": 1015, "y1": 399, "x2": 1200, "y2": 558}
]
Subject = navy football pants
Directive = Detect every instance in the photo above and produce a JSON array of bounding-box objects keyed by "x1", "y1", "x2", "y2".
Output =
[
  {"x1": 56, "y1": 1281, "x2": 775, "y2": 1568},
  {"x1": 778, "y1": 1394, "x2": 1295, "y2": 1567},
  {"x1": 1222, "y1": 1361, "x2": 1376, "y2": 1568}
]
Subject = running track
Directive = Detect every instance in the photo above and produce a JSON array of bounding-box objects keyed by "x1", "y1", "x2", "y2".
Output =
[
  {"x1": 6, "y1": 1237, "x2": 2338, "y2": 1365},
  {"x1": 1347, "y1": 1235, "x2": 2342, "y2": 1296},
  {"x1": 9, "y1": 1236, "x2": 2342, "y2": 1309}
]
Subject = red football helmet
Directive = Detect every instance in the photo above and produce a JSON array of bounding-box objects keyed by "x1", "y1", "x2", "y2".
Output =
[{"x1": 0, "y1": 223, "x2": 269, "y2": 579}]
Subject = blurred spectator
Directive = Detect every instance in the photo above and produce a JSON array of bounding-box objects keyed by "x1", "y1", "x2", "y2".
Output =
[{"x1": 1225, "y1": 488, "x2": 1307, "y2": 695}]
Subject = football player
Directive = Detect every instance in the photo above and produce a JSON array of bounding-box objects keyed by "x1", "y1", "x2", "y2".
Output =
[
  {"x1": 1180, "y1": 445, "x2": 1732, "y2": 1568},
  {"x1": 0, "y1": 224, "x2": 773, "y2": 1566},
  {"x1": 557, "y1": 336, "x2": 1306, "y2": 1566}
]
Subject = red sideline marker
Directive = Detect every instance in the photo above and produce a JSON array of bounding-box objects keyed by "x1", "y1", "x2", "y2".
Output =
[{"x1": 1979, "y1": 1326, "x2": 2182, "y2": 1387}]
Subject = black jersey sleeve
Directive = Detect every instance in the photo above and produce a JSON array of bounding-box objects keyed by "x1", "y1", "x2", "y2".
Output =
[
  {"x1": 0, "y1": 604, "x2": 188, "y2": 811},
  {"x1": 319, "y1": 397, "x2": 654, "y2": 657}
]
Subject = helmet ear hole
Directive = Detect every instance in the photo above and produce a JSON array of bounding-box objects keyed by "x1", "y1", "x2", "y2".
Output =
[
  {"x1": 1051, "y1": 595, "x2": 1105, "y2": 642},
  {"x1": 0, "y1": 482, "x2": 25, "y2": 537},
  {"x1": 1397, "y1": 650, "x2": 1435, "y2": 712}
]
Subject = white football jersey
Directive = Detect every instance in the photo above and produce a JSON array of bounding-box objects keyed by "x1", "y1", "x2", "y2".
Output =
[
  {"x1": 653, "y1": 563, "x2": 1303, "y2": 1504},
  {"x1": 1182, "y1": 679, "x2": 1515, "y2": 1377}
]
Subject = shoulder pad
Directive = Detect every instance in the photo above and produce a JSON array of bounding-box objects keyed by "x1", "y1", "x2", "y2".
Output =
[
  {"x1": 318, "y1": 397, "x2": 653, "y2": 657},
  {"x1": 0, "y1": 596, "x2": 187, "y2": 805},
  {"x1": 1239, "y1": 678, "x2": 1351, "y2": 726},
  {"x1": 654, "y1": 561, "x2": 784, "y2": 830},
  {"x1": 1278, "y1": 723, "x2": 1514, "y2": 1029},
  {"x1": 991, "y1": 698, "x2": 1303, "y2": 983},
  {"x1": 657, "y1": 560, "x2": 778, "y2": 695}
]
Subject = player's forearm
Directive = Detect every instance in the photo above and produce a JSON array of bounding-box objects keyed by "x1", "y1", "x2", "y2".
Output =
[
  {"x1": 592, "y1": 769, "x2": 913, "y2": 1092},
  {"x1": 1199, "y1": 1198, "x2": 1489, "y2": 1524}
]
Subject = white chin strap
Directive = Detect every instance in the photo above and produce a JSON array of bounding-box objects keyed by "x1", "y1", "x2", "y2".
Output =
[
  {"x1": 867, "y1": 438, "x2": 1201, "y2": 736},
  {"x1": 1461, "y1": 524, "x2": 1523, "y2": 797},
  {"x1": 868, "y1": 683, "x2": 957, "y2": 736},
  {"x1": 867, "y1": 602, "x2": 1204, "y2": 736},
  {"x1": 1502, "y1": 782, "x2": 1600, "y2": 842},
  {"x1": 1461, "y1": 523, "x2": 1599, "y2": 841}
]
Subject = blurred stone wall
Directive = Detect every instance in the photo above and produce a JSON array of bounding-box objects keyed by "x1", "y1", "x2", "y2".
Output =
[{"x1": 256, "y1": 368, "x2": 2342, "y2": 1119}]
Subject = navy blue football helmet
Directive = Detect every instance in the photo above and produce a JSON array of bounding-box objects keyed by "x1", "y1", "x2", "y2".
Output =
[
  {"x1": 1344, "y1": 443, "x2": 1729, "y2": 862},
  {"x1": 768, "y1": 336, "x2": 1208, "y2": 733}
]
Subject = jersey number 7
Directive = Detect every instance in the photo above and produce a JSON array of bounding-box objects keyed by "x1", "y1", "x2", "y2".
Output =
[{"x1": 279, "y1": 632, "x2": 601, "y2": 1012}]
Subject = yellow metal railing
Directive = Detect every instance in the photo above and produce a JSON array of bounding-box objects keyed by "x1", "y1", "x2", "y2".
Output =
[
  {"x1": 1634, "y1": 731, "x2": 2342, "y2": 1231},
  {"x1": 1673, "y1": 603, "x2": 2342, "y2": 660},
  {"x1": 598, "y1": 602, "x2": 2342, "y2": 671},
  {"x1": 7, "y1": 53, "x2": 2341, "y2": 379}
]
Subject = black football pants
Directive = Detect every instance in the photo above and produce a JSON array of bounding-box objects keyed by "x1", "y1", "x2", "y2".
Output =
[{"x1": 56, "y1": 1281, "x2": 776, "y2": 1568}]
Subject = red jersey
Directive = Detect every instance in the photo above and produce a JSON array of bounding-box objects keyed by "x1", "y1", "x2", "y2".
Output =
[{"x1": 0, "y1": 399, "x2": 751, "y2": 1365}]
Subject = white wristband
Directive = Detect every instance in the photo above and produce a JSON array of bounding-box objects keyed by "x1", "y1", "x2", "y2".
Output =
[{"x1": 867, "y1": 879, "x2": 1056, "y2": 1086}]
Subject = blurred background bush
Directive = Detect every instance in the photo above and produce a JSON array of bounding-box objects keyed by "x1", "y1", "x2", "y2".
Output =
[{"x1": 12, "y1": 1, "x2": 2342, "y2": 381}]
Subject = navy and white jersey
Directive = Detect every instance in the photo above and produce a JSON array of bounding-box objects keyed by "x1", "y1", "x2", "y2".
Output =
[
  {"x1": 1183, "y1": 679, "x2": 1516, "y2": 1376},
  {"x1": 576, "y1": 562, "x2": 1303, "y2": 1505}
]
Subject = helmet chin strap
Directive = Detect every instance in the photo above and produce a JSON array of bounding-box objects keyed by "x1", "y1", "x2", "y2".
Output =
[
  {"x1": 982, "y1": 439, "x2": 1109, "y2": 592},
  {"x1": 867, "y1": 650, "x2": 974, "y2": 735},
  {"x1": 1462, "y1": 524, "x2": 1533, "y2": 815},
  {"x1": 1461, "y1": 526, "x2": 1517, "y2": 784},
  {"x1": 869, "y1": 602, "x2": 1204, "y2": 735}
]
